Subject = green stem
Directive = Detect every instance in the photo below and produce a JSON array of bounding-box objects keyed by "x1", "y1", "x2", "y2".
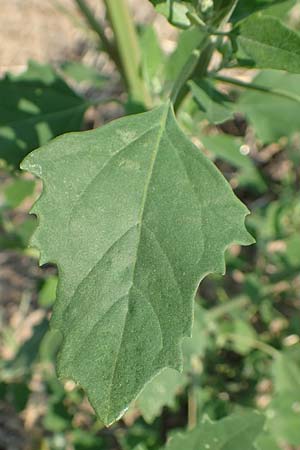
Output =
[
  {"x1": 89, "y1": 97, "x2": 124, "y2": 107},
  {"x1": 210, "y1": 73, "x2": 300, "y2": 104},
  {"x1": 171, "y1": 34, "x2": 215, "y2": 112},
  {"x1": 187, "y1": 385, "x2": 197, "y2": 430},
  {"x1": 223, "y1": 333, "x2": 280, "y2": 358},
  {"x1": 171, "y1": 49, "x2": 201, "y2": 107},
  {"x1": 104, "y1": 0, "x2": 151, "y2": 107},
  {"x1": 170, "y1": 0, "x2": 239, "y2": 111},
  {"x1": 206, "y1": 296, "x2": 249, "y2": 321},
  {"x1": 74, "y1": 0, "x2": 119, "y2": 67}
]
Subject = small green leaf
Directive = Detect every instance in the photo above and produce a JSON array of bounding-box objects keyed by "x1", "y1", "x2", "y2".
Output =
[
  {"x1": 137, "y1": 368, "x2": 185, "y2": 423},
  {"x1": 232, "y1": 0, "x2": 294, "y2": 22},
  {"x1": 189, "y1": 79, "x2": 233, "y2": 124},
  {"x1": 0, "y1": 61, "x2": 89, "y2": 168},
  {"x1": 265, "y1": 353, "x2": 300, "y2": 446},
  {"x1": 212, "y1": 0, "x2": 238, "y2": 25},
  {"x1": 3, "y1": 319, "x2": 49, "y2": 379},
  {"x1": 21, "y1": 102, "x2": 252, "y2": 425},
  {"x1": 266, "y1": 392, "x2": 300, "y2": 446},
  {"x1": 272, "y1": 353, "x2": 300, "y2": 393},
  {"x1": 163, "y1": 410, "x2": 265, "y2": 449},
  {"x1": 237, "y1": 70, "x2": 300, "y2": 143},
  {"x1": 4, "y1": 178, "x2": 35, "y2": 208},
  {"x1": 236, "y1": 15, "x2": 300, "y2": 73},
  {"x1": 200, "y1": 134, "x2": 267, "y2": 193},
  {"x1": 151, "y1": 1, "x2": 194, "y2": 28},
  {"x1": 260, "y1": 0, "x2": 297, "y2": 18}
]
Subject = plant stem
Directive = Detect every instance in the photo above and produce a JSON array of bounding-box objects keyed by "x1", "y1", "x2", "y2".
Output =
[
  {"x1": 187, "y1": 385, "x2": 197, "y2": 430},
  {"x1": 170, "y1": 0, "x2": 239, "y2": 112},
  {"x1": 210, "y1": 73, "x2": 300, "y2": 104},
  {"x1": 171, "y1": 37, "x2": 215, "y2": 111},
  {"x1": 223, "y1": 333, "x2": 280, "y2": 358},
  {"x1": 89, "y1": 97, "x2": 124, "y2": 107},
  {"x1": 104, "y1": 0, "x2": 151, "y2": 107},
  {"x1": 74, "y1": 0, "x2": 119, "y2": 67},
  {"x1": 206, "y1": 296, "x2": 249, "y2": 321},
  {"x1": 170, "y1": 49, "x2": 201, "y2": 107}
]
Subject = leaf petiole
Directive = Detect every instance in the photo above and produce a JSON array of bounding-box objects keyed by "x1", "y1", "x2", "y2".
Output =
[{"x1": 209, "y1": 73, "x2": 300, "y2": 104}]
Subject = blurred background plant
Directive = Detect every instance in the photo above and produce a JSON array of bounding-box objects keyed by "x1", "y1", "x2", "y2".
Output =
[{"x1": 1, "y1": 1, "x2": 300, "y2": 449}]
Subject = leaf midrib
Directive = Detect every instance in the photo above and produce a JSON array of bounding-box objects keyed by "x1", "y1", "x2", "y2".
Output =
[{"x1": 105, "y1": 104, "x2": 170, "y2": 422}]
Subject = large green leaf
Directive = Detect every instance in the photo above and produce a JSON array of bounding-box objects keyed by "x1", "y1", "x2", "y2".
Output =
[
  {"x1": 236, "y1": 15, "x2": 300, "y2": 73},
  {"x1": 237, "y1": 70, "x2": 300, "y2": 143},
  {"x1": 163, "y1": 410, "x2": 265, "y2": 449},
  {"x1": 0, "y1": 61, "x2": 89, "y2": 167},
  {"x1": 21, "y1": 102, "x2": 252, "y2": 425}
]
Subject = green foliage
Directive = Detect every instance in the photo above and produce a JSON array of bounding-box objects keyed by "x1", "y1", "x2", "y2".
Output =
[
  {"x1": 188, "y1": 79, "x2": 233, "y2": 124},
  {"x1": 2, "y1": 0, "x2": 300, "y2": 447},
  {"x1": 61, "y1": 61, "x2": 109, "y2": 87},
  {"x1": 236, "y1": 14, "x2": 300, "y2": 73},
  {"x1": 237, "y1": 70, "x2": 300, "y2": 143},
  {"x1": 0, "y1": 61, "x2": 89, "y2": 167},
  {"x1": 200, "y1": 134, "x2": 267, "y2": 193},
  {"x1": 21, "y1": 102, "x2": 251, "y2": 425},
  {"x1": 163, "y1": 410, "x2": 265, "y2": 449},
  {"x1": 137, "y1": 368, "x2": 186, "y2": 423},
  {"x1": 232, "y1": 0, "x2": 295, "y2": 22},
  {"x1": 4, "y1": 178, "x2": 35, "y2": 208}
]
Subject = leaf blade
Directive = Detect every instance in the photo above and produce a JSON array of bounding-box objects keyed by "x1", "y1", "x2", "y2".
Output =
[
  {"x1": 236, "y1": 15, "x2": 300, "y2": 73},
  {"x1": 21, "y1": 102, "x2": 253, "y2": 425}
]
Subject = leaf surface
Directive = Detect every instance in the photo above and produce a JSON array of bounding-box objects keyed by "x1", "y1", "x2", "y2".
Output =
[
  {"x1": 137, "y1": 368, "x2": 185, "y2": 423},
  {"x1": 189, "y1": 79, "x2": 233, "y2": 124},
  {"x1": 136, "y1": 303, "x2": 207, "y2": 423},
  {"x1": 237, "y1": 70, "x2": 300, "y2": 143},
  {"x1": 232, "y1": 0, "x2": 294, "y2": 22},
  {"x1": 236, "y1": 15, "x2": 300, "y2": 73},
  {"x1": 21, "y1": 102, "x2": 252, "y2": 425},
  {"x1": 163, "y1": 410, "x2": 265, "y2": 450}
]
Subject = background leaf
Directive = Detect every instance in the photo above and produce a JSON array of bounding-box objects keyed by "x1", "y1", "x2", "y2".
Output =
[
  {"x1": 163, "y1": 410, "x2": 265, "y2": 449},
  {"x1": 237, "y1": 70, "x2": 300, "y2": 143},
  {"x1": 189, "y1": 79, "x2": 233, "y2": 124},
  {"x1": 236, "y1": 15, "x2": 300, "y2": 73},
  {"x1": 231, "y1": 0, "x2": 295, "y2": 22},
  {"x1": 0, "y1": 60, "x2": 89, "y2": 168}
]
